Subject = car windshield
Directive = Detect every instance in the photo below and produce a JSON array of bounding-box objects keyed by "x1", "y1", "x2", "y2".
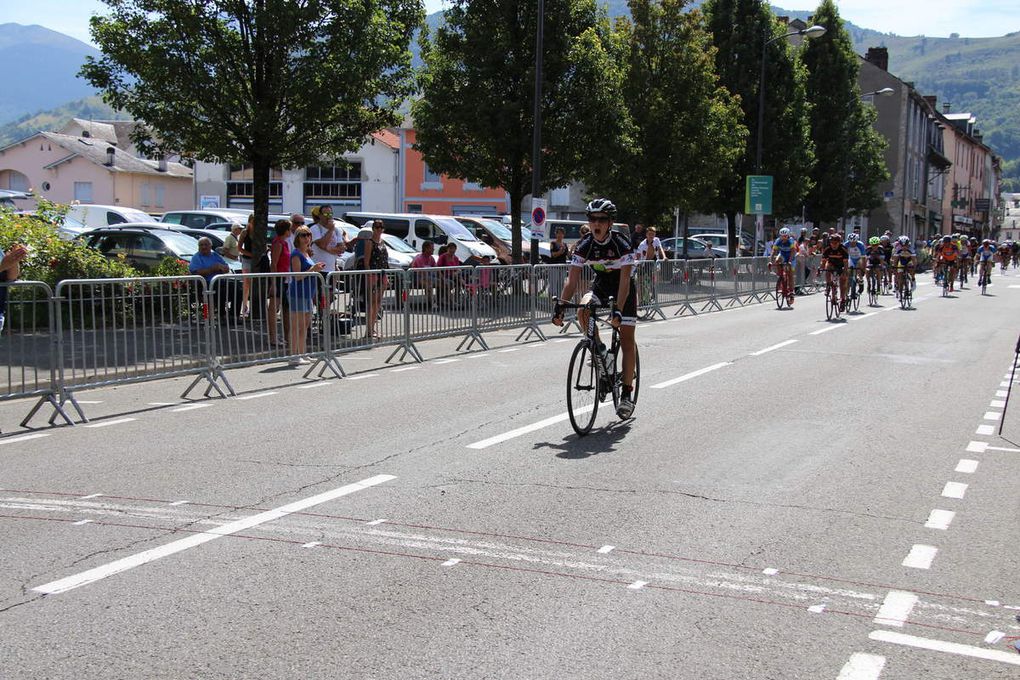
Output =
[
  {"x1": 158, "y1": 231, "x2": 200, "y2": 256},
  {"x1": 435, "y1": 217, "x2": 478, "y2": 241},
  {"x1": 121, "y1": 209, "x2": 159, "y2": 223},
  {"x1": 382, "y1": 234, "x2": 417, "y2": 253},
  {"x1": 477, "y1": 219, "x2": 513, "y2": 241}
]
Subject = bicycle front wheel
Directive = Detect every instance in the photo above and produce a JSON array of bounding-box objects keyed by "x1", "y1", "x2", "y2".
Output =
[{"x1": 567, "y1": 342, "x2": 599, "y2": 436}]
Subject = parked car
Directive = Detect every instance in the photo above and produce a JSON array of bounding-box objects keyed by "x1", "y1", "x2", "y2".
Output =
[
  {"x1": 659, "y1": 237, "x2": 725, "y2": 260},
  {"x1": 76, "y1": 226, "x2": 241, "y2": 274},
  {"x1": 66, "y1": 204, "x2": 160, "y2": 228},
  {"x1": 15, "y1": 211, "x2": 90, "y2": 241},
  {"x1": 159, "y1": 210, "x2": 246, "y2": 228},
  {"x1": 333, "y1": 223, "x2": 415, "y2": 270},
  {"x1": 455, "y1": 216, "x2": 551, "y2": 264},
  {"x1": 693, "y1": 231, "x2": 753, "y2": 256},
  {"x1": 0, "y1": 189, "x2": 32, "y2": 209},
  {"x1": 342, "y1": 212, "x2": 498, "y2": 264}
]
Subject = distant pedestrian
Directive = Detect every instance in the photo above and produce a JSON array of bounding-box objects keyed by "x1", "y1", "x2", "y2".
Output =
[
  {"x1": 311, "y1": 211, "x2": 346, "y2": 276},
  {"x1": 549, "y1": 227, "x2": 568, "y2": 264},
  {"x1": 636, "y1": 227, "x2": 666, "y2": 261},
  {"x1": 411, "y1": 241, "x2": 437, "y2": 308},
  {"x1": 237, "y1": 214, "x2": 256, "y2": 318},
  {"x1": 0, "y1": 243, "x2": 28, "y2": 333},
  {"x1": 630, "y1": 223, "x2": 646, "y2": 250},
  {"x1": 220, "y1": 223, "x2": 243, "y2": 260},
  {"x1": 288, "y1": 226, "x2": 325, "y2": 365},
  {"x1": 362, "y1": 220, "x2": 389, "y2": 340}
]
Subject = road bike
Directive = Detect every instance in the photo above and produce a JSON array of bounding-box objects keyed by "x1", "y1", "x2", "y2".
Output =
[
  {"x1": 866, "y1": 267, "x2": 881, "y2": 307},
  {"x1": 774, "y1": 261, "x2": 794, "y2": 309},
  {"x1": 895, "y1": 267, "x2": 912, "y2": 309},
  {"x1": 824, "y1": 269, "x2": 842, "y2": 321},
  {"x1": 958, "y1": 259, "x2": 969, "y2": 287},
  {"x1": 978, "y1": 261, "x2": 992, "y2": 295},
  {"x1": 847, "y1": 267, "x2": 862, "y2": 313},
  {"x1": 941, "y1": 263, "x2": 954, "y2": 297},
  {"x1": 555, "y1": 296, "x2": 641, "y2": 436}
]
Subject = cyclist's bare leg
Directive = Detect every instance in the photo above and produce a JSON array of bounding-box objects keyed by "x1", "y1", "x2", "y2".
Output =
[
  {"x1": 619, "y1": 324, "x2": 636, "y2": 391},
  {"x1": 839, "y1": 270, "x2": 848, "y2": 303}
]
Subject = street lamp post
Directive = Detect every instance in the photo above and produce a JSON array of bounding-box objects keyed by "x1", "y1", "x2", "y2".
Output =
[
  {"x1": 528, "y1": 0, "x2": 545, "y2": 266},
  {"x1": 752, "y1": 23, "x2": 824, "y2": 255}
]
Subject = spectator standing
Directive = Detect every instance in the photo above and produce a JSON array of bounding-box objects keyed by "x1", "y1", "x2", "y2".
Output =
[
  {"x1": 287, "y1": 213, "x2": 306, "y2": 250},
  {"x1": 268, "y1": 219, "x2": 292, "y2": 347},
  {"x1": 287, "y1": 226, "x2": 324, "y2": 365},
  {"x1": 549, "y1": 227, "x2": 568, "y2": 264},
  {"x1": 220, "y1": 223, "x2": 243, "y2": 260},
  {"x1": 362, "y1": 220, "x2": 390, "y2": 339},
  {"x1": 630, "y1": 223, "x2": 646, "y2": 250},
  {"x1": 411, "y1": 242, "x2": 438, "y2": 308},
  {"x1": 311, "y1": 211, "x2": 346, "y2": 275},
  {"x1": 237, "y1": 214, "x2": 256, "y2": 318},
  {"x1": 636, "y1": 227, "x2": 666, "y2": 260},
  {"x1": 0, "y1": 243, "x2": 28, "y2": 333}
]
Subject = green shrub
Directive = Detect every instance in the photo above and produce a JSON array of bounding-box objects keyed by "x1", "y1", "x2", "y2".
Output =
[{"x1": 150, "y1": 255, "x2": 191, "y2": 278}]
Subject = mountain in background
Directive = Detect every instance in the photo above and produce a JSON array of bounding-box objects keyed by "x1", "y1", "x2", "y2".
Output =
[
  {"x1": 0, "y1": 23, "x2": 100, "y2": 124},
  {"x1": 3, "y1": 9, "x2": 1018, "y2": 188}
]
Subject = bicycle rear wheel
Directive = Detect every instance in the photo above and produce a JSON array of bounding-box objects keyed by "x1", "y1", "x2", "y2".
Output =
[
  {"x1": 567, "y1": 341, "x2": 599, "y2": 436},
  {"x1": 775, "y1": 276, "x2": 786, "y2": 309},
  {"x1": 825, "y1": 283, "x2": 834, "y2": 320}
]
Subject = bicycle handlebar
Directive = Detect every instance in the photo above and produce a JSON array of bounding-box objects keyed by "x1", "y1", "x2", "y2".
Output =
[{"x1": 552, "y1": 296, "x2": 615, "y2": 310}]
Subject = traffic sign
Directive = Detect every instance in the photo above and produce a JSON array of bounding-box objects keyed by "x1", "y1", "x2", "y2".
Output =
[
  {"x1": 744, "y1": 176, "x2": 773, "y2": 215},
  {"x1": 530, "y1": 198, "x2": 547, "y2": 239}
]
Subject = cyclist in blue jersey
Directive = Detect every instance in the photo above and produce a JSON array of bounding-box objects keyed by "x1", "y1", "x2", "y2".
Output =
[
  {"x1": 770, "y1": 227, "x2": 797, "y2": 305},
  {"x1": 976, "y1": 239, "x2": 997, "y2": 286},
  {"x1": 553, "y1": 198, "x2": 637, "y2": 419},
  {"x1": 844, "y1": 233, "x2": 867, "y2": 294},
  {"x1": 892, "y1": 235, "x2": 917, "y2": 295}
]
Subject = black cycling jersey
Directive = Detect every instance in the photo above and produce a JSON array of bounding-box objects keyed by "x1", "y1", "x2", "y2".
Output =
[{"x1": 570, "y1": 230, "x2": 635, "y2": 290}]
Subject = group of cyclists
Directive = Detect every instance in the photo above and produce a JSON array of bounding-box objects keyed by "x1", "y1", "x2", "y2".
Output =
[{"x1": 769, "y1": 226, "x2": 1019, "y2": 310}]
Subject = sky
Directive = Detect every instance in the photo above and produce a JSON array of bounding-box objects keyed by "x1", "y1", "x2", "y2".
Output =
[{"x1": 5, "y1": 0, "x2": 1018, "y2": 46}]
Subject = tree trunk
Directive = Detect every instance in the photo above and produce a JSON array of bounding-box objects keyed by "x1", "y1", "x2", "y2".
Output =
[
  {"x1": 251, "y1": 154, "x2": 271, "y2": 260},
  {"x1": 727, "y1": 211, "x2": 738, "y2": 258}
]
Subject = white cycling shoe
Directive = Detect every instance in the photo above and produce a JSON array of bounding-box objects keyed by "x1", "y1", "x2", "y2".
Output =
[{"x1": 617, "y1": 396, "x2": 635, "y2": 420}]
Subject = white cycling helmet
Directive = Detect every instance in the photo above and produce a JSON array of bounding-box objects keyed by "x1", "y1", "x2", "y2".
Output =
[
  {"x1": 779, "y1": 227, "x2": 791, "y2": 236},
  {"x1": 898, "y1": 236, "x2": 909, "y2": 244},
  {"x1": 848, "y1": 233, "x2": 859, "y2": 241},
  {"x1": 880, "y1": 235, "x2": 890, "y2": 242}
]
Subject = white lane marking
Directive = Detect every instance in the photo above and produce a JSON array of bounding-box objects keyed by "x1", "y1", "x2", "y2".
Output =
[
  {"x1": 78, "y1": 493, "x2": 103, "y2": 500},
  {"x1": 966, "y1": 441, "x2": 987, "y2": 453},
  {"x1": 75, "y1": 400, "x2": 103, "y2": 405},
  {"x1": 762, "y1": 568, "x2": 779, "y2": 576},
  {"x1": 749, "y1": 339, "x2": 798, "y2": 356},
  {"x1": 976, "y1": 424, "x2": 995, "y2": 435},
  {"x1": 628, "y1": 580, "x2": 648, "y2": 590},
  {"x1": 808, "y1": 604, "x2": 826, "y2": 613},
  {"x1": 236, "y1": 391, "x2": 278, "y2": 400},
  {"x1": 987, "y1": 444, "x2": 1020, "y2": 452},
  {"x1": 983, "y1": 411, "x2": 1001, "y2": 421},
  {"x1": 442, "y1": 558, "x2": 461, "y2": 567},
  {"x1": 466, "y1": 354, "x2": 490, "y2": 359},
  {"x1": 902, "y1": 544, "x2": 938, "y2": 570},
  {"x1": 651, "y1": 362, "x2": 732, "y2": 389},
  {"x1": 942, "y1": 482, "x2": 968, "y2": 499},
  {"x1": 0, "y1": 434, "x2": 50, "y2": 446},
  {"x1": 366, "y1": 519, "x2": 387, "y2": 526},
  {"x1": 302, "y1": 542, "x2": 321, "y2": 548},
  {"x1": 1009, "y1": 285, "x2": 1020, "y2": 289},
  {"x1": 1000, "y1": 382, "x2": 1013, "y2": 388},
  {"x1": 347, "y1": 374, "x2": 379, "y2": 381},
  {"x1": 171, "y1": 403, "x2": 212, "y2": 412},
  {"x1": 924, "y1": 509, "x2": 955, "y2": 530},
  {"x1": 148, "y1": 402, "x2": 177, "y2": 406},
  {"x1": 31, "y1": 474, "x2": 396, "y2": 595},
  {"x1": 854, "y1": 312, "x2": 878, "y2": 320},
  {"x1": 73, "y1": 519, "x2": 93, "y2": 526},
  {"x1": 874, "y1": 590, "x2": 918, "y2": 627},
  {"x1": 597, "y1": 545, "x2": 615, "y2": 554},
  {"x1": 985, "y1": 600, "x2": 1001, "y2": 607},
  {"x1": 296, "y1": 382, "x2": 333, "y2": 389},
  {"x1": 809, "y1": 325, "x2": 843, "y2": 335},
  {"x1": 433, "y1": 359, "x2": 460, "y2": 365},
  {"x1": 869, "y1": 630, "x2": 1020, "y2": 667},
  {"x1": 836, "y1": 653, "x2": 886, "y2": 680},
  {"x1": 990, "y1": 400, "x2": 1006, "y2": 408},
  {"x1": 169, "y1": 500, "x2": 189, "y2": 506},
  {"x1": 390, "y1": 366, "x2": 420, "y2": 373},
  {"x1": 985, "y1": 630, "x2": 1005, "y2": 644},
  {"x1": 467, "y1": 406, "x2": 593, "y2": 449},
  {"x1": 498, "y1": 348, "x2": 519, "y2": 353},
  {"x1": 84, "y1": 418, "x2": 136, "y2": 429},
  {"x1": 553, "y1": 339, "x2": 572, "y2": 343},
  {"x1": 995, "y1": 390, "x2": 1008, "y2": 398},
  {"x1": 956, "y1": 459, "x2": 979, "y2": 474}
]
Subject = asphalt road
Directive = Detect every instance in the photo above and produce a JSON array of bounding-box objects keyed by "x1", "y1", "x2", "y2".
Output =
[{"x1": 1, "y1": 270, "x2": 1019, "y2": 679}]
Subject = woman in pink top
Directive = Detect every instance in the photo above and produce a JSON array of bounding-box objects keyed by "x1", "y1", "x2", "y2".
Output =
[
  {"x1": 435, "y1": 243, "x2": 461, "y2": 308},
  {"x1": 436, "y1": 242, "x2": 460, "y2": 267},
  {"x1": 268, "y1": 219, "x2": 292, "y2": 347},
  {"x1": 411, "y1": 242, "x2": 437, "y2": 308}
]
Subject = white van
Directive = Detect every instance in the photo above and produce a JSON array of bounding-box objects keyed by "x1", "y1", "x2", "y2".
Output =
[
  {"x1": 66, "y1": 204, "x2": 161, "y2": 228},
  {"x1": 343, "y1": 212, "x2": 498, "y2": 263}
]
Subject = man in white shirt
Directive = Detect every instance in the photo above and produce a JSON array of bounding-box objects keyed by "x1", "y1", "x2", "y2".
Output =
[{"x1": 311, "y1": 214, "x2": 346, "y2": 273}]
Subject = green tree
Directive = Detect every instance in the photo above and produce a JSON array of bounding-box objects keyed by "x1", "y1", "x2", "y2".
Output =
[
  {"x1": 702, "y1": 0, "x2": 815, "y2": 254},
  {"x1": 801, "y1": 0, "x2": 888, "y2": 225},
  {"x1": 81, "y1": 0, "x2": 423, "y2": 254},
  {"x1": 412, "y1": 0, "x2": 629, "y2": 261},
  {"x1": 581, "y1": 0, "x2": 745, "y2": 230}
]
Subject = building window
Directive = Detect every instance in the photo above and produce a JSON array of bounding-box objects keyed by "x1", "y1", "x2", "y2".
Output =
[
  {"x1": 303, "y1": 161, "x2": 362, "y2": 214},
  {"x1": 74, "y1": 181, "x2": 93, "y2": 203},
  {"x1": 421, "y1": 163, "x2": 443, "y2": 190},
  {"x1": 0, "y1": 170, "x2": 30, "y2": 192},
  {"x1": 550, "y1": 186, "x2": 570, "y2": 206},
  {"x1": 140, "y1": 183, "x2": 150, "y2": 207},
  {"x1": 463, "y1": 180, "x2": 483, "y2": 191},
  {"x1": 407, "y1": 203, "x2": 423, "y2": 213},
  {"x1": 226, "y1": 180, "x2": 284, "y2": 209},
  {"x1": 155, "y1": 184, "x2": 165, "y2": 208}
]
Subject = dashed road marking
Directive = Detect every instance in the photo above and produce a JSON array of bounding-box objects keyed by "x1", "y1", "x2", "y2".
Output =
[
  {"x1": 836, "y1": 653, "x2": 886, "y2": 680},
  {"x1": 874, "y1": 590, "x2": 918, "y2": 627},
  {"x1": 597, "y1": 545, "x2": 615, "y2": 554},
  {"x1": 942, "y1": 482, "x2": 967, "y2": 499},
  {"x1": 171, "y1": 403, "x2": 212, "y2": 412},
  {"x1": 749, "y1": 339, "x2": 798, "y2": 356},
  {"x1": 296, "y1": 381, "x2": 333, "y2": 389},
  {"x1": 236, "y1": 391, "x2": 278, "y2": 400},
  {"x1": 651, "y1": 362, "x2": 731, "y2": 389},
  {"x1": 0, "y1": 433, "x2": 50, "y2": 445},
  {"x1": 467, "y1": 407, "x2": 593, "y2": 449},
  {"x1": 347, "y1": 374, "x2": 379, "y2": 381},
  {"x1": 955, "y1": 459, "x2": 979, "y2": 474},
  {"x1": 84, "y1": 418, "x2": 136, "y2": 428},
  {"x1": 976, "y1": 424, "x2": 995, "y2": 435},
  {"x1": 902, "y1": 544, "x2": 937, "y2": 569},
  {"x1": 628, "y1": 580, "x2": 648, "y2": 590},
  {"x1": 433, "y1": 359, "x2": 460, "y2": 365},
  {"x1": 442, "y1": 558, "x2": 461, "y2": 567},
  {"x1": 809, "y1": 324, "x2": 843, "y2": 335},
  {"x1": 983, "y1": 411, "x2": 1001, "y2": 421},
  {"x1": 924, "y1": 509, "x2": 955, "y2": 530}
]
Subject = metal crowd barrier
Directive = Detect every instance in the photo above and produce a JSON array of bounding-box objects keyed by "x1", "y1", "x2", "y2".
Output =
[
  {"x1": 3, "y1": 257, "x2": 786, "y2": 430},
  {"x1": 54, "y1": 275, "x2": 221, "y2": 423},
  {"x1": 0, "y1": 281, "x2": 70, "y2": 429}
]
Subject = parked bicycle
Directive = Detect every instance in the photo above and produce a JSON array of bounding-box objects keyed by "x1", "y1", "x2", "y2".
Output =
[{"x1": 554, "y1": 296, "x2": 641, "y2": 436}]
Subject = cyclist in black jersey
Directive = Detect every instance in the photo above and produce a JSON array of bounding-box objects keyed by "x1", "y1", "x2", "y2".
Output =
[{"x1": 553, "y1": 198, "x2": 637, "y2": 419}]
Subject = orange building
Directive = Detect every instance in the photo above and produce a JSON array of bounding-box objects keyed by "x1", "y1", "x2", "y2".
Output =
[{"x1": 397, "y1": 128, "x2": 508, "y2": 216}]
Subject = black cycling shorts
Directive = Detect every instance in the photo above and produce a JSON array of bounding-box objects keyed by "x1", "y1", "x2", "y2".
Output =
[{"x1": 585, "y1": 280, "x2": 638, "y2": 327}]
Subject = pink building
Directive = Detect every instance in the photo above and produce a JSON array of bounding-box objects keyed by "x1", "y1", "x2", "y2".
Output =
[{"x1": 0, "y1": 118, "x2": 193, "y2": 213}]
